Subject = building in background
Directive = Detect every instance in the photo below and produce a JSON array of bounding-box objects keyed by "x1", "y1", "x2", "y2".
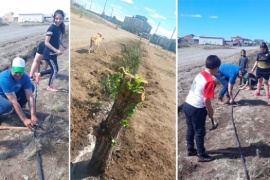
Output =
[
  {"x1": 18, "y1": 13, "x2": 44, "y2": 22},
  {"x1": 199, "y1": 36, "x2": 224, "y2": 45},
  {"x1": 122, "y1": 15, "x2": 152, "y2": 36}
]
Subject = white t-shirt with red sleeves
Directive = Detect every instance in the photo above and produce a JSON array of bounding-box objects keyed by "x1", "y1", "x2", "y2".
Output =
[{"x1": 185, "y1": 70, "x2": 215, "y2": 108}]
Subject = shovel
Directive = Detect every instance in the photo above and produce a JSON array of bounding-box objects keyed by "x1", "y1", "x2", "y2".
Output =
[{"x1": 209, "y1": 118, "x2": 218, "y2": 131}]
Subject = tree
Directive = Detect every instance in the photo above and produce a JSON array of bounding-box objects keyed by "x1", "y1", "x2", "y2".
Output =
[{"x1": 88, "y1": 67, "x2": 147, "y2": 175}]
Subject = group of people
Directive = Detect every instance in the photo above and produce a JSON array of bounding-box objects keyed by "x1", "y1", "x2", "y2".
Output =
[
  {"x1": 0, "y1": 9, "x2": 67, "y2": 131},
  {"x1": 183, "y1": 42, "x2": 270, "y2": 162}
]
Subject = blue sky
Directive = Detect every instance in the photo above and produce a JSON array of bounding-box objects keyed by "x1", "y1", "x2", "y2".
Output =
[
  {"x1": 0, "y1": 0, "x2": 70, "y2": 16},
  {"x1": 76, "y1": 0, "x2": 177, "y2": 38},
  {"x1": 178, "y1": 0, "x2": 270, "y2": 41}
]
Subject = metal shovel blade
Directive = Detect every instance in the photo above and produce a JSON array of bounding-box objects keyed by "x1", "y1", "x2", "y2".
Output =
[{"x1": 209, "y1": 118, "x2": 218, "y2": 131}]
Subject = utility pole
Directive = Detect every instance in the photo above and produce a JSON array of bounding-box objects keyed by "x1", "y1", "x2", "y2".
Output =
[
  {"x1": 101, "y1": 0, "x2": 108, "y2": 19},
  {"x1": 89, "y1": 0, "x2": 93, "y2": 11},
  {"x1": 170, "y1": 27, "x2": 176, "y2": 39},
  {"x1": 148, "y1": 22, "x2": 160, "y2": 45},
  {"x1": 110, "y1": 8, "x2": 114, "y2": 17}
]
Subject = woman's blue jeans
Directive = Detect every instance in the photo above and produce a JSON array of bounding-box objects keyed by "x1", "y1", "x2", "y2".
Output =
[{"x1": 214, "y1": 72, "x2": 229, "y2": 98}]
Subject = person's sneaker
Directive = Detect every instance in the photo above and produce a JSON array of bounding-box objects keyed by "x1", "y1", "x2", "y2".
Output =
[
  {"x1": 34, "y1": 73, "x2": 41, "y2": 84},
  {"x1": 197, "y1": 154, "x2": 213, "y2": 162},
  {"x1": 187, "y1": 149, "x2": 197, "y2": 156},
  {"x1": 266, "y1": 94, "x2": 270, "y2": 99},
  {"x1": 47, "y1": 86, "x2": 58, "y2": 92},
  {"x1": 254, "y1": 91, "x2": 260, "y2": 96}
]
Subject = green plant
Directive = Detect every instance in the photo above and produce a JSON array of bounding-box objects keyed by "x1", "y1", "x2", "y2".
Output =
[
  {"x1": 127, "y1": 102, "x2": 136, "y2": 116},
  {"x1": 139, "y1": 103, "x2": 144, "y2": 109},
  {"x1": 111, "y1": 139, "x2": 117, "y2": 146},
  {"x1": 102, "y1": 73, "x2": 123, "y2": 98},
  {"x1": 127, "y1": 74, "x2": 145, "y2": 93},
  {"x1": 121, "y1": 119, "x2": 129, "y2": 127},
  {"x1": 111, "y1": 42, "x2": 141, "y2": 74}
]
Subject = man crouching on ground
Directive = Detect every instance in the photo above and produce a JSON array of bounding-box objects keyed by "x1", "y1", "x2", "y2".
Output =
[
  {"x1": 0, "y1": 57, "x2": 37, "y2": 131},
  {"x1": 183, "y1": 55, "x2": 221, "y2": 162},
  {"x1": 214, "y1": 63, "x2": 243, "y2": 105}
]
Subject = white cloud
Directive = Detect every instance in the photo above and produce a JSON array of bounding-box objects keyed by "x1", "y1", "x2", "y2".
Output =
[
  {"x1": 145, "y1": 7, "x2": 155, "y2": 13},
  {"x1": 150, "y1": 13, "x2": 166, "y2": 20},
  {"x1": 121, "y1": 0, "x2": 133, "y2": 4},
  {"x1": 145, "y1": 7, "x2": 166, "y2": 20},
  {"x1": 180, "y1": 14, "x2": 202, "y2": 18},
  {"x1": 209, "y1": 16, "x2": 218, "y2": 19}
]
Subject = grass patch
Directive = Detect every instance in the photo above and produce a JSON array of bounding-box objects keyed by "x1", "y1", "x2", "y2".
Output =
[{"x1": 111, "y1": 42, "x2": 141, "y2": 74}]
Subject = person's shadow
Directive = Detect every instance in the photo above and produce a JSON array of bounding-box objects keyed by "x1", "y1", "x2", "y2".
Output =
[
  {"x1": 236, "y1": 99, "x2": 269, "y2": 106},
  {"x1": 208, "y1": 141, "x2": 270, "y2": 160},
  {"x1": 75, "y1": 49, "x2": 89, "y2": 54}
]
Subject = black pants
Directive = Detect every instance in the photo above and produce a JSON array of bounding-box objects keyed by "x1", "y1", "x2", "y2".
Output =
[
  {"x1": 183, "y1": 102, "x2": 207, "y2": 156},
  {"x1": 40, "y1": 56, "x2": 58, "y2": 86}
]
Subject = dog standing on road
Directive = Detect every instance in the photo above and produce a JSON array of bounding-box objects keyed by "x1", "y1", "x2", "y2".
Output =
[{"x1": 89, "y1": 32, "x2": 104, "y2": 53}]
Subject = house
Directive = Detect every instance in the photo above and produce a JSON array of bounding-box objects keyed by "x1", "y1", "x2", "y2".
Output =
[
  {"x1": 199, "y1": 36, "x2": 224, "y2": 45},
  {"x1": 2, "y1": 12, "x2": 15, "y2": 22},
  {"x1": 18, "y1": 13, "x2": 44, "y2": 22},
  {"x1": 231, "y1": 36, "x2": 243, "y2": 46},
  {"x1": 122, "y1": 15, "x2": 152, "y2": 35},
  {"x1": 44, "y1": 14, "x2": 53, "y2": 22},
  {"x1": 183, "y1": 34, "x2": 194, "y2": 42}
]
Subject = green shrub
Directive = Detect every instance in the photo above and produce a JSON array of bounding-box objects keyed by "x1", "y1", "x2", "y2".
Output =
[{"x1": 111, "y1": 42, "x2": 141, "y2": 74}]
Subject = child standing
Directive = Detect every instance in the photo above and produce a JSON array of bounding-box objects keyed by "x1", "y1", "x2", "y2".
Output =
[
  {"x1": 35, "y1": 9, "x2": 67, "y2": 92},
  {"x1": 251, "y1": 42, "x2": 270, "y2": 98},
  {"x1": 183, "y1": 55, "x2": 221, "y2": 162},
  {"x1": 238, "y1": 49, "x2": 248, "y2": 85}
]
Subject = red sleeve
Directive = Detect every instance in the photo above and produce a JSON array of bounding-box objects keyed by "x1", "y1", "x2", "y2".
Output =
[{"x1": 204, "y1": 81, "x2": 215, "y2": 98}]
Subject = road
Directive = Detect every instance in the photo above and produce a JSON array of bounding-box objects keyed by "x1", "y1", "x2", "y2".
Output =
[{"x1": 178, "y1": 45, "x2": 259, "y2": 67}]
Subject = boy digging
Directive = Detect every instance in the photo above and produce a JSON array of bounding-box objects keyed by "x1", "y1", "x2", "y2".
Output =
[{"x1": 183, "y1": 55, "x2": 221, "y2": 162}]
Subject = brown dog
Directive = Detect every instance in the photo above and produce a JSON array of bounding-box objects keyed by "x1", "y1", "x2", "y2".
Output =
[{"x1": 89, "y1": 32, "x2": 104, "y2": 53}]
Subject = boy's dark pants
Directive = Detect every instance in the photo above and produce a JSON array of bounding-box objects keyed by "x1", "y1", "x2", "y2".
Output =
[{"x1": 183, "y1": 102, "x2": 207, "y2": 156}]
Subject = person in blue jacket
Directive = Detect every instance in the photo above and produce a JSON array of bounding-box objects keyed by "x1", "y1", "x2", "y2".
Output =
[
  {"x1": 0, "y1": 57, "x2": 37, "y2": 131},
  {"x1": 214, "y1": 63, "x2": 243, "y2": 104}
]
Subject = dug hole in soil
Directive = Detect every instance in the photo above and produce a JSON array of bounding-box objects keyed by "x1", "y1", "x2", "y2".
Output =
[
  {"x1": 178, "y1": 45, "x2": 270, "y2": 180},
  {"x1": 0, "y1": 23, "x2": 69, "y2": 179},
  {"x1": 70, "y1": 6, "x2": 176, "y2": 180}
]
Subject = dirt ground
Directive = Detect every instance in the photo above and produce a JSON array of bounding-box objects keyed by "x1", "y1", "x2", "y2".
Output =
[
  {"x1": 70, "y1": 6, "x2": 176, "y2": 180},
  {"x1": 178, "y1": 45, "x2": 270, "y2": 180},
  {"x1": 0, "y1": 23, "x2": 69, "y2": 179}
]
